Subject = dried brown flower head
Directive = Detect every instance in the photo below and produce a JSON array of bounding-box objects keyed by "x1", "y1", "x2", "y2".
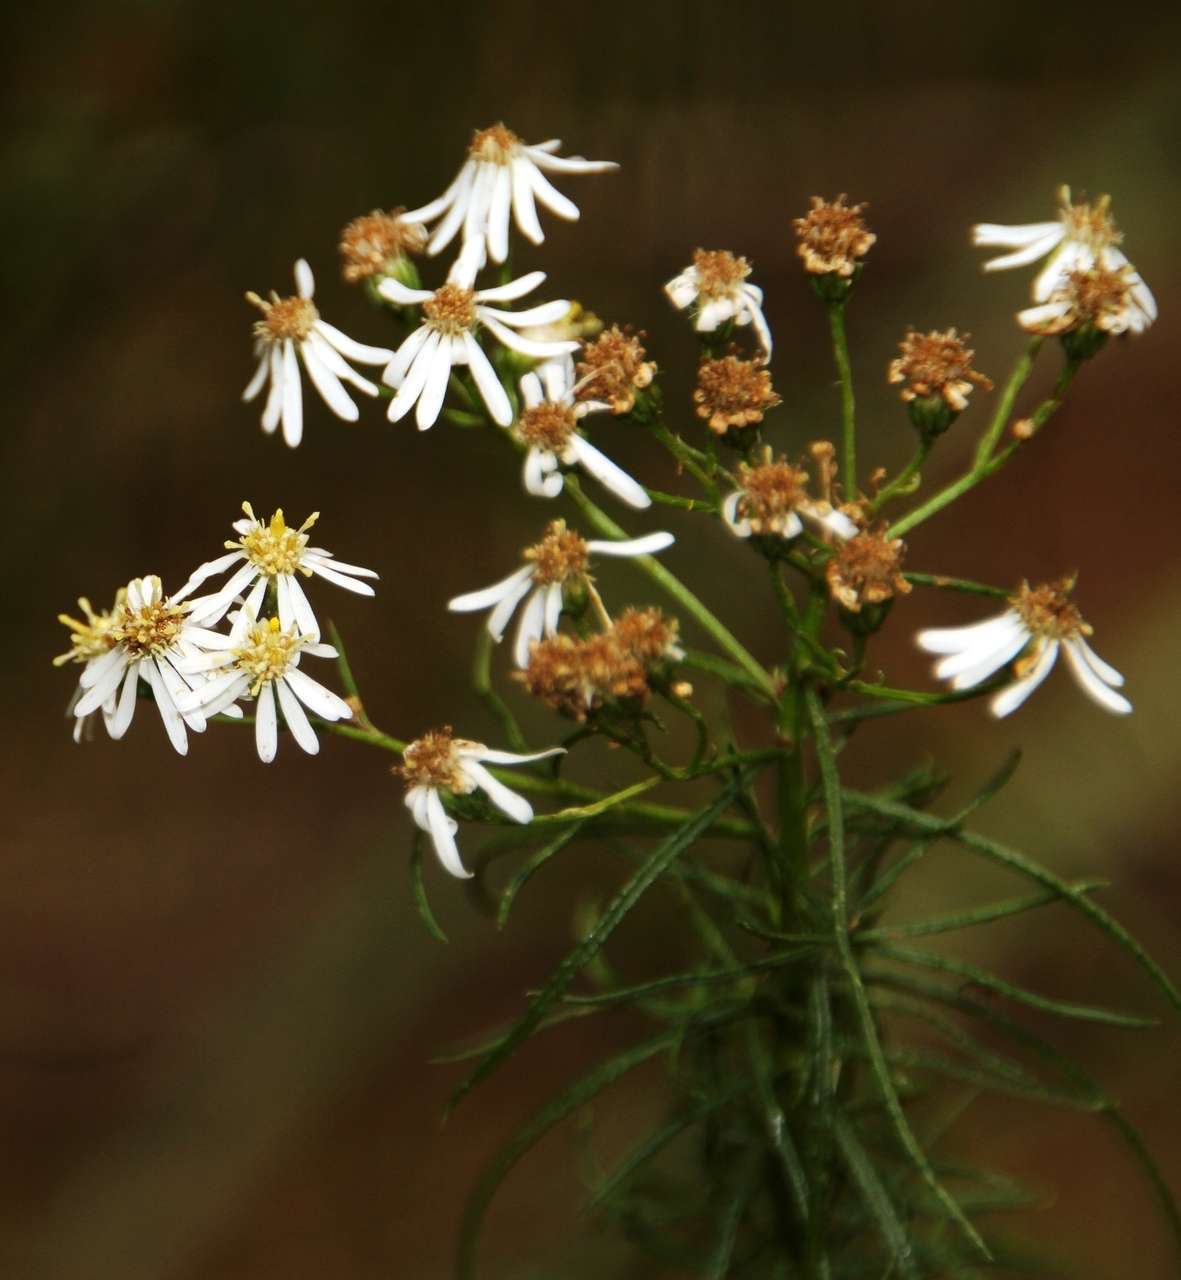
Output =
[
  {"x1": 524, "y1": 520, "x2": 589, "y2": 586},
  {"x1": 888, "y1": 328, "x2": 992, "y2": 413},
  {"x1": 731, "y1": 449, "x2": 812, "y2": 536},
  {"x1": 826, "y1": 529, "x2": 911, "y2": 613},
  {"x1": 399, "y1": 726, "x2": 467, "y2": 791},
  {"x1": 1010, "y1": 578, "x2": 1090, "y2": 643},
  {"x1": 469, "y1": 123, "x2": 521, "y2": 164},
  {"x1": 694, "y1": 355, "x2": 781, "y2": 434},
  {"x1": 691, "y1": 249, "x2": 752, "y2": 298},
  {"x1": 612, "y1": 607, "x2": 682, "y2": 664},
  {"x1": 339, "y1": 208, "x2": 427, "y2": 283},
  {"x1": 1020, "y1": 264, "x2": 1134, "y2": 337},
  {"x1": 576, "y1": 325, "x2": 657, "y2": 415},
  {"x1": 793, "y1": 196, "x2": 876, "y2": 277},
  {"x1": 1057, "y1": 187, "x2": 1121, "y2": 255},
  {"x1": 515, "y1": 401, "x2": 578, "y2": 453},
  {"x1": 516, "y1": 633, "x2": 648, "y2": 720}
]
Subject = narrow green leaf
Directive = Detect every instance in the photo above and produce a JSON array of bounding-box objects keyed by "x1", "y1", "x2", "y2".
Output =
[
  {"x1": 858, "y1": 880, "x2": 1107, "y2": 942},
  {"x1": 448, "y1": 779, "x2": 743, "y2": 1113},
  {"x1": 457, "y1": 1033, "x2": 676, "y2": 1280},
  {"x1": 325, "y1": 619, "x2": 359, "y2": 698},
  {"x1": 531, "y1": 776, "x2": 661, "y2": 825},
  {"x1": 805, "y1": 687, "x2": 990, "y2": 1262},
  {"x1": 834, "y1": 1112, "x2": 921, "y2": 1279},
  {"x1": 856, "y1": 839, "x2": 937, "y2": 911},
  {"x1": 707, "y1": 1160, "x2": 758, "y2": 1279},
  {"x1": 496, "y1": 824, "x2": 585, "y2": 928},
  {"x1": 843, "y1": 788, "x2": 1181, "y2": 1017},
  {"x1": 409, "y1": 831, "x2": 447, "y2": 943}
]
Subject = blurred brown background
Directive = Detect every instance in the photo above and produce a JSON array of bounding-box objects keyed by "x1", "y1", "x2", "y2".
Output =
[{"x1": 3, "y1": 1, "x2": 1180, "y2": 1276}]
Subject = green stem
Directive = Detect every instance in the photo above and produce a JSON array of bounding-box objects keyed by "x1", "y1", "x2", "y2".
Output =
[
  {"x1": 564, "y1": 476, "x2": 777, "y2": 698},
  {"x1": 826, "y1": 302, "x2": 857, "y2": 492},
  {"x1": 871, "y1": 439, "x2": 931, "y2": 511},
  {"x1": 973, "y1": 336, "x2": 1042, "y2": 466},
  {"x1": 650, "y1": 421, "x2": 724, "y2": 498}
]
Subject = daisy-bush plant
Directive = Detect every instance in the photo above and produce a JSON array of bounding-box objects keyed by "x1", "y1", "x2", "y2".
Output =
[{"x1": 57, "y1": 123, "x2": 1178, "y2": 1278}]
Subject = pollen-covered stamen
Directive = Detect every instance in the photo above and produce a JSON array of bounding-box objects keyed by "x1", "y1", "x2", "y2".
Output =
[
  {"x1": 1058, "y1": 187, "x2": 1121, "y2": 253},
  {"x1": 576, "y1": 325, "x2": 657, "y2": 415},
  {"x1": 694, "y1": 355, "x2": 781, "y2": 434},
  {"x1": 793, "y1": 195, "x2": 876, "y2": 277},
  {"x1": 826, "y1": 529, "x2": 911, "y2": 613},
  {"x1": 55, "y1": 595, "x2": 122, "y2": 666},
  {"x1": 246, "y1": 291, "x2": 319, "y2": 344},
  {"x1": 888, "y1": 328, "x2": 992, "y2": 412},
  {"x1": 469, "y1": 123, "x2": 522, "y2": 164},
  {"x1": 423, "y1": 284, "x2": 478, "y2": 336},
  {"x1": 735, "y1": 449, "x2": 812, "y2": 534},
  {"x1": 339, "y1": 208, "x2": 427, "y2": 282},
  {"x1": 692, "y1": 249, "x2": 751, "y2": 298},
  {"x1": 234, "y1": 504, "x2": 318, "y2": 577},
  {"x1": 399, "y1": 725, "x2": 469, "y2": 792},
  {"x1": 233, "y1": 616, "x2": 305, "y2": 695},
  {"x1": 115, "y1": 598, "x2": 188, "y2": 659},
  {"x1": 515, "y1": 402, "x2": 579, "y2": 454},
  {"x1": 524, "y1": 520, "x2": 589, "y2": 586},
  {"x1": 1010, "y1": 578, "x2": 1090, "y2": 643}
]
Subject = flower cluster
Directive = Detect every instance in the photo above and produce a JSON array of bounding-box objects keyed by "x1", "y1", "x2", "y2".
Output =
[
  {"x1": 722, "y1": 446, "x2": 858, "y2": 542},
  {"x1": 58, "y1": 505, "x2": 374, "y2": 758}
]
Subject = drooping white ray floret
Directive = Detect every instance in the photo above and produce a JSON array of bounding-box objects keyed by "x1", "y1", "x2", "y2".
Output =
[
  {"x1": 243, "y1": 259, "x2": 394, "y2": 447},
  {"x1": 664, "y1": 249, "x2": 772, "y2": 360},
  {"x1": 403, "y1": 124, "x2": 617, "y2": 264}
]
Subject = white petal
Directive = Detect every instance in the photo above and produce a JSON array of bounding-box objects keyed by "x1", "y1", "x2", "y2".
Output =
[
  {"x1": 989, "y1": 641, "x2": 1059, "y2": 718},
  {"x1": 382, "y1": 325, "x2": 432, "y2": 389},
  {"x1": 747, "y1": 297, "x2": 773, "y2": 359},
  {"x1": 721, "y1": 490, "x2": 752, "y2": 538},
  {"x1": 301, "y1": 341, "x2": 360, "y2": 421},
  {"x1": 523, "y1": 448, "x2": 564, "y2": 499},
  {"x1": 487, "y1": 163, "x2": 513, "y2": 264},
  {"x1": 1061, "y1": 638, "x2": 1132, "y2": 715},
  {"x1": 462, "y1": 331, "x2": 513, "y2": 427},
  {"x1": 448, "y1": 564, "x2": 534, "y2": 615},
  {"x1": 513, "y1": 586, "x2": 547, "y2": 668},
  {"x1": 426, "y1": 161, "x2": 476, "y2": 256},
  {"x1": 261, "y1": 345, "x2": 284, "y2": 434},
  {"x1": 1017, "y1": 301, "x2": 1070, "y2": 331},
  {"x1": 425, "y1": 787, "x2": 469, "y2": 878},
  {"x1": 305, "y1": 560, "x2": 374, "y2": 599},
  {"x1": 1033, "y1": 241, "x2": 1088, "y2": 302},
  {"x1": 541, "y1": 356, "x2": 574, "y2": 401},
  {"x1": 543, "y1": 581, "x2": 563, "y2": 636},
  {"x1": 665, "y1": 271, "x2": 699, "y2": 310},
  {"x1": 403, "y1": 163, "x2": 467, "y2": 225},
  {"x1": 283, "y1": 666, "x2": 353, "y2": 721},
  {"x1": 255, "y1": 682, "x2": 278, "y2": 762},
  {"x1": 462, "y1": 160, "x2": 498, "y2": 250},
  {"x1": 294, "y1": 258, "x2": 315, "y2": 299},
  {"x1": 460, "y1": 759, "x2": 534, "y2": 824},
  {"x1": 527, "y1": 148, "x2": 617, "y2": 175},
  {"x1": 510, "y1": 158, "x2": 545, "y2": 244},
  {"x1": 275, "y1": 574, "x2": 296, "y2": 633},
  {"x1": 108, "y1": 661, "x2": 141, "y2": 739},
  {"x1": 945, "y1": 628, "x2": 1031, "y2": 690},
  {"x1": 695, "y1": 297, "x2": 734, "y2": 332},
  {"x1": 525, "y1": 161, "x2": 580, "y2": 221},
  {"x1": 473, "y1": 271, "x2": 547, "y2": 304},
  {"x1": 242, "y1": 352, "x2": 270, "y2": 402},
  {"x1": 78, "y1": 644, "x2": 127, "y2": 691},
  {"x1": 387, "y1": 332, "x2": 441, "y2": 422},
  {"x1": 145, "y1": 659, "x2": 189, "y2": 755},
  {"x1": 916, "y1": 611, "x2": 1021, "y2": 654},
  {"x1": 277, "y1": 676, "x2": 321, "y2": 752},
  {"x1": 587, "y1": 530, "x2": 674, "y2": 558},
  {"x1": 568, "y1": 437, "x2": 651, "y2": 510},
  {"x1": 972, "y1": 220, "x2": 1063, "y2": 249},
  {"x1": 478, "y1": 299, "x2": 572, "y2": 327},
  {"x1": 406, "y1": 785, "x2": 432, "y2": 832},
  {"x1": 376, "y1": 277, "x2": 433, "y2": 307},
  {"x1": 481, "y1": 315, "x2": 578, "y2": 359},
  {"x1": 312, "y1": 319, "x2": 393, "y2": 365},
  {"x1": 484, "y1": 568, "x2": 536, "y2": 641},
  {"x1": 469, "y1": 745, "x2": 565, "y2": 766},
  {"x1": 171, "y1": 552, "x2": 244, "y2": 603},
  {"x1": 1072, "y1": 634, "x2": 1125, "y2": 688},
  {"x1": 281, "y1": 340, "x2": 303, "y2": 447},
  {"x1": 416, "y1": 335, "x2": 456, "y2": 430},
  {"x1": 519, "y1": 371, "x2": 544, "y2": 409},
  {"x1": 980, "y1": 230, "x2": 1065, "y2": 274},
  {"x1": 930, "y1": 617, "x2": 1026, "y2": 676}
]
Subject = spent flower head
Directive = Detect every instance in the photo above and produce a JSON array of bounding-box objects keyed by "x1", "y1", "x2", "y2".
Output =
[
  {"x1": 339, "y1": 208, "x2": 428, "y2": 283},
  {"x1": 826, "y1": 528, "x2": 911, "y2": 616},
  {"x1": 917, "y1": 577, "x2": 1131, "y2": 717},
  {"x1": 793, "y1": 195, "x2": 876, "y2": 287},
  {"x1": 694, "y1": 354, "x2": 781, "y2": 436},
  {"x1": 722, "y1": 446, "x2": 858, "y2": 542},
  {"x1": 888, "y1": 327, "x2": 992, "y2": 434},
  {"x1": 1017, "y1": 262, "x2": 1155, "y2": 352},
  {"x1": 575, "y1": 325, "x2": 658, "y2": 417}
]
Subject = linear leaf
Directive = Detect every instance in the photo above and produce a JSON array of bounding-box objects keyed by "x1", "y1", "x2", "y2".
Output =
[
  {"x1": 496, "y1": 823, "x2": 585, "y2": 928},
  {"x1": 834, "y1": 1111, "x2": 921, "y2": 1279},
  {"x1": 448, "y1": 779, "x2": 743, "y2": 1113},
  {"x1": 409, "y1": 831, "x2": 447, "y2": 943},
  {"x1": 457, "y1": 1033, "x2": 676, "y2": 1279}
]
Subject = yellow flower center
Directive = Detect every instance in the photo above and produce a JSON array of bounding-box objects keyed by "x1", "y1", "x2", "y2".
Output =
[
  {"x1": 234, "y1": 616, "x2": 303, "y2": 693},
  {"x1": 469, "y1": 123, "x2": 521, "y2": 164},
  {"x1": 1010, "y1": 579, "x2": 1090, "y2": 642},
  {"x1": 246, "y1": 292, "x2": 319, "y2": 343},
  {"x1": 116, "y1": 598, "x2": 187, "y2": 659},
  {"x1": 400, "y1": 726, "x2": 471, "y2": 791},
  {"x1": 1059, "y1": 188, "x2": 1121, "y2": 253},
  {"x1": 515, "y1": 401, "x2": 578, "y2": 453},
  {"x1": 55, "y1": 595, "x2": 123, "y2": 666},
  {"x1": 235, "y1": 505, "x2": 317, "y2": 577},
  {"x1": 423, "y1": 284, "x2": 478, "y2": 336}
]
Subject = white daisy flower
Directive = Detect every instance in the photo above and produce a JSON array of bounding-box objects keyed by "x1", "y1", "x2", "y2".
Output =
[
  {"x1": 448, "y1": 518, "x2": 676, "y2": 668},
  {"x1": 972, "y1": 186, "x2": 1157, "y2": 320},
  {"x1": 65, "y1": 575, "x2": 236, "y2": 755},
  {"x1": 916, "y1": 578, "x2": 1131, "y2": 718},
  {"x1": 403, "y1": 123, "x2": 617, "y2": 265},
  {"x1": 172, "y1": 503, "x2": 377, "y2": 642},
  {"x1": 377, "y1": 240, "x2": 578, "y2": 430},
  {"x1": 176, "y1": 611, "x2": 353, "y2": 762},
  {"x1": 664, "y1": 249, "x2": 772, "y2": 360},
  {"x1": 243, "y1": 258, "x2": 394, "y2": 447},
  {"x1": 513, "y1": 357, "x2": 651, "y2": 509},
  {"x1": 400, "y1": 726, "x2": 565, "y2": 879},
  {"x1": 721, "y1": 448, "x2": 857, "y2": 542}
]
